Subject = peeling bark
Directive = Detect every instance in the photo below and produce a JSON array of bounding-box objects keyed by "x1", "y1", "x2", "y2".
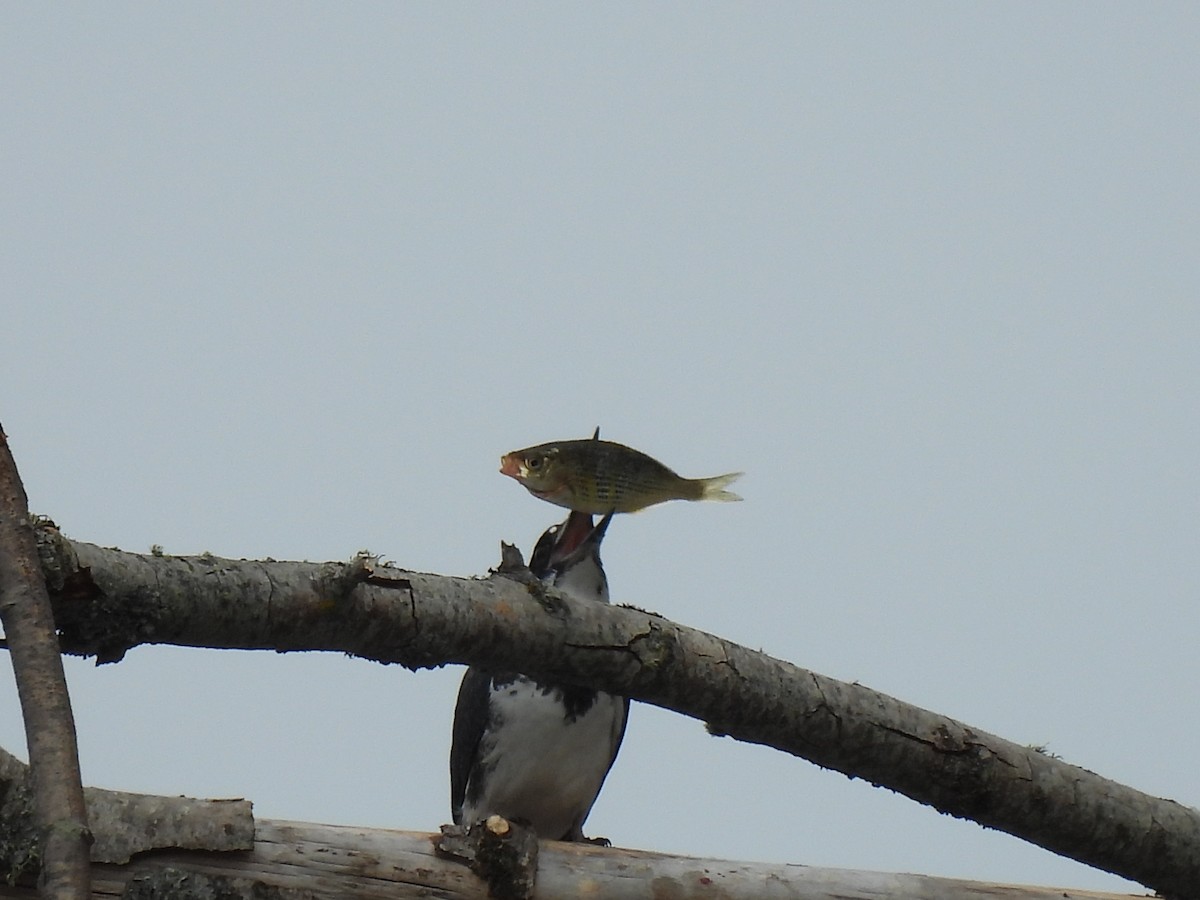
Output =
[
  {"x1": 25, "y1": 530, "x2": 1200, "y2": 898},
  {"x1": 121, "y1": 868, "x2": 312, "y2": 900},
  {"x1": 0, "y1": 748, "x2": 253, "y2": 869}
]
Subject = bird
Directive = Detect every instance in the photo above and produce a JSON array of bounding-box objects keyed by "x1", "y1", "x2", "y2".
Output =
[{"x1": 450, "y1": 509, "x2": 628, "y2": 842}]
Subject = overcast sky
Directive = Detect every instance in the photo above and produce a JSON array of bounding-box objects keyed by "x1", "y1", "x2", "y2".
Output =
[{"x1": 3, "y1": 5, "x2": 1198, "y2": 894}]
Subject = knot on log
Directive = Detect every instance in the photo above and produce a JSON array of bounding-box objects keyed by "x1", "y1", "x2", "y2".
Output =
[{"x1": 435, "y1": 817, "x2": 539, "y2": 900}]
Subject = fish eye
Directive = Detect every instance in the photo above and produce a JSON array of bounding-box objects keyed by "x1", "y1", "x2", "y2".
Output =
[{"x1": 527, "y1": 457, "x2": 542, "y2": 470}]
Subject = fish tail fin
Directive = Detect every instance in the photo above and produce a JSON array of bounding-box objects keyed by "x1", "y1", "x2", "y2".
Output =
[{"x1": 698, "y1": 471, "x2": 743, "y2": 503}]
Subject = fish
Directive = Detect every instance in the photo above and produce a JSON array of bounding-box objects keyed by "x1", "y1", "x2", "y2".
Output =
[{"x1": 499, "y1": 429, "x2": 742, "y2": 514}]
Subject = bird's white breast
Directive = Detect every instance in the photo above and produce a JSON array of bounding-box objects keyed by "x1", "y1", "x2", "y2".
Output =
[{"x1": 462, "y1": 678, "x2": 625, "y2": 840}]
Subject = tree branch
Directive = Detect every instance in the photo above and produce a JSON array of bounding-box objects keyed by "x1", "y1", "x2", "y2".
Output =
[
  {"x1": 29, "y1": 530, "x2": 1200, "y2": 899},
  {"x1": 0, "y1": 430, "x2": 90, "y2": 899}
]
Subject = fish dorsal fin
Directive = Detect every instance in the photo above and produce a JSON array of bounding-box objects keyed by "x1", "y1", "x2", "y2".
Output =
[{"x1": 591, "y1": 426, "x2": 601, "y2": 440}]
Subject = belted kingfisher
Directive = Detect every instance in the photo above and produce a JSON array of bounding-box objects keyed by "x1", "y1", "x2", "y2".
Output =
[{"x1": 450, "y1": 510, "x2": 628, "y2": 841}]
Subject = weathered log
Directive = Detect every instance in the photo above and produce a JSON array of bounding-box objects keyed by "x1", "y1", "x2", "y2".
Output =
[
  {"x1": 0, "y1": 815, "x2": 1152, "y2": 900},
  {"x1": 0, "y1": 747, "x2": 1154, "y2": 900}
]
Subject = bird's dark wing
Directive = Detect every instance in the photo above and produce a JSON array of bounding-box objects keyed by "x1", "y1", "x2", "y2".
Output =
[{"x1": 450, "y1": 667, "x2": 493, "y2": 823}]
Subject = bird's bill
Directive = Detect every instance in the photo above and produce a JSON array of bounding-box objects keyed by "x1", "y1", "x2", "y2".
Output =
[
  {"x1": 555, "y1": 511, "x2": 595, "y2": 558},
  {"x1": 548, "y1": 510, "x2": 614, "y2": 569}
]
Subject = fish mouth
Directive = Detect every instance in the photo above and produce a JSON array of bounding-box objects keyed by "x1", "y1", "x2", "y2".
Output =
[{"x1": 498, "y1": 454, "x2": 524, "y2": 479}]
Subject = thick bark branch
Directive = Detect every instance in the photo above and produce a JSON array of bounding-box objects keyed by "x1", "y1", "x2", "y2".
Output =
[
  {"x1": 29, "y1": 531, "x2": 1200, "y2": 898},
  {"x1": 0, "y1": 431, "x2": 91, "y2": 900}
]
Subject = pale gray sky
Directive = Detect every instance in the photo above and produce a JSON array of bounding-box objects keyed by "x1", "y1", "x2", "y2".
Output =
[{"x1": 3, "y1": 5, "x2": 1198, "y2": 893}]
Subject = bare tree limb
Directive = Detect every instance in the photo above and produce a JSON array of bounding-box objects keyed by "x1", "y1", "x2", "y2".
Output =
[
  {"x1": 0, "y1": 430, "x2": 90, "y2": 899},
  {"x1": 26, "y1": 531, "x2": 1200, "y2": 898}
]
